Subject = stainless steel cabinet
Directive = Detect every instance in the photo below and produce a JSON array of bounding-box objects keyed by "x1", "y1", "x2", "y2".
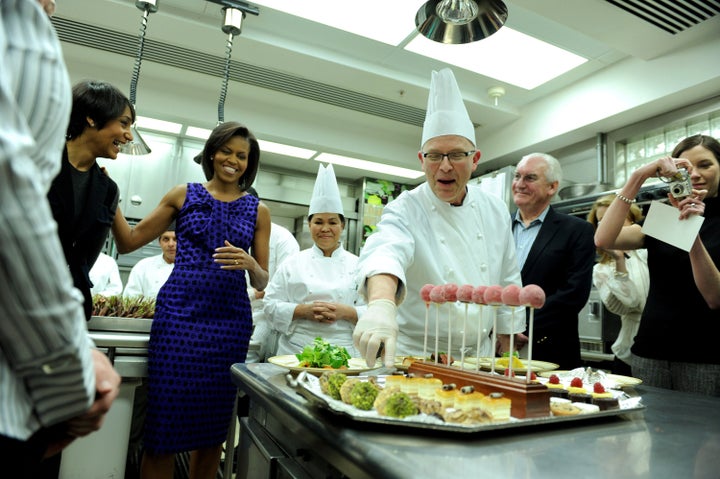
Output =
[{"x1": 98, "y1": 133, "x2": 183, "y2": 219}]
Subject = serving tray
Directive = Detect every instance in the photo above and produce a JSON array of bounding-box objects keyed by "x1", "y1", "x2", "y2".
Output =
[{"x1": 286, "y1": 372, "x2": 645, "y2": 434}]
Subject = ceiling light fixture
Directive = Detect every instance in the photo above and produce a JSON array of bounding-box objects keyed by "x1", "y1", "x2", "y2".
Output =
[
  {"x1": 210, "y1": 0, "x2": 259, "y2": 124},
  {"x1": 119, "y1": 0, "x2": 158, "y2": 156},
  {"x1": 415, "y1": 0, "x2": 508, "y2": 44},
  {"x1": 193, "y1": 1, "x2": 259, "y2": 164},
  {"x1": 315, "y1": 153, "x2": 424, "y2": 180},
  {"x1": 487, "y1": 85, "x2": 505, "y2": 106}
]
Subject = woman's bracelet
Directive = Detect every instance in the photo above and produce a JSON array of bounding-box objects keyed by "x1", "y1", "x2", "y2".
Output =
[{"x1": 615, "y1": 192, "x2": 636, "y2": 204}]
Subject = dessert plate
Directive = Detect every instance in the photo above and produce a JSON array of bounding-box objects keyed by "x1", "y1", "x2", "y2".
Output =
[
  {"x1": 538, "y1": 370, "x2": 643, "y2": 387},
  {"x1": 458, "y1": 357, "x2": 560, "y2": 373},
  {"x1": 286, "y1": 371, "x2": 645, "y2": 433},
  {"x1": 268, "y1": 355, "x2": 380, "y2": 376}
]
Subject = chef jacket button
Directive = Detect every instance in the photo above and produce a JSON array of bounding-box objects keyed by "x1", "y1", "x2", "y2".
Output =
[
  {"x1": 480, "y1": 264, "x2": 488, "y2": 271},
  {"x1": 476, "y1": 233, "x2": 483, "y2": 239},
  {"x1": 482, "y1": 329, "x2": 488, "y2": 334},
  {"x1": 439, "y1": 237, "x2": 445, "y2": 244}
]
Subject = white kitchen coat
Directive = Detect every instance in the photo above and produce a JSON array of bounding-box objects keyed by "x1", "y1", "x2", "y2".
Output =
[
  {"x1": 89, "y1": 252, "x2": 123, "y2": 297},
  {"x1": 592, "y1": 249, "x2": 649, "y2": 364},
  {"x1": 358, "y1": 182, "x2": 525, "y2": 358},
  {"x1": 264, "y1": 243, "x2": 366, "y2": 357},
  {"x1": 123, "y1": 254, "x2": 174, "y2": 299}
]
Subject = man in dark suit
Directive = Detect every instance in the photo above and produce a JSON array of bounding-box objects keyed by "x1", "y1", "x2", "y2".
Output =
[{"x1": 511, "y1": 153, "x2": 595, "y2": 370}]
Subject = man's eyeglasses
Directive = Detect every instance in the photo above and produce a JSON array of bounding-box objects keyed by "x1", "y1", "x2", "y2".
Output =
[{"x1": 422, "y1": 151, "x2": 475, "y2": 162}]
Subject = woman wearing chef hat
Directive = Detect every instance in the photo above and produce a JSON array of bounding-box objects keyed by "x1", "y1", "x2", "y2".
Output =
[{"x1": 264, "y1": 163, "x2": 365, "y2": 357}]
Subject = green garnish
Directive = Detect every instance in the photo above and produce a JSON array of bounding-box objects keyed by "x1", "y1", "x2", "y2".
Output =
[{"x1": 296, "y1": 337, "x2": 351, "y2": 369}]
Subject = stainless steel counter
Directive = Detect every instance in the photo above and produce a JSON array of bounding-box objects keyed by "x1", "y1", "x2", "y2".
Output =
[
  {"x1": 87, "y1": 316, "x2": 151, "y2": 378},
  {"x1": 231, "y1": 362, "x2": 720, "y2": 479}
]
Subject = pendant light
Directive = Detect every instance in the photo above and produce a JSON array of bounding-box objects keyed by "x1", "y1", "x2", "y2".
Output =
[
  {"x1": 416, "y1": 0, "x2": 508, "y2": 44},
  {"x1": 212, "y1": 0, "x2": 258, "y2": 124},
  {"x1": 194, "y1": 0, "x2": 258, "y2": 164},
  {"x1": 119, "y1": 0, "x2": 158, "y2": 156}
]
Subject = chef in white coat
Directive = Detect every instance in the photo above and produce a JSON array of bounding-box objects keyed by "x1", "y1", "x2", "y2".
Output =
[
  {"x1": 122, "y1": 227, "x2": 176, "y2": 299},
  {"x1": 354, "y1": 68, "x2": 525, "y2": 368},
  {"x1": 264, "y1": 164, "x2": 366, "y2": 357}
]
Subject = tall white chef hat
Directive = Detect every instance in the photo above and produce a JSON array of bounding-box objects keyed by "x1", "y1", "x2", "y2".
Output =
[
  {"x1": 421, "y1": 68, "x2": 476, "y2": 148},
  {"x1": 309, "y1": 163, "x2": 344, "y2": 215}
]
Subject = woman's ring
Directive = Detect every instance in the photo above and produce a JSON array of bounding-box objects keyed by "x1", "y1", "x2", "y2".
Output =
[
  {"x1": 691, "y1": 203, "x2": 696, "y2": 207},
  {"x1": 234, "y1": 259, "x2": 239, "y2": 265}
]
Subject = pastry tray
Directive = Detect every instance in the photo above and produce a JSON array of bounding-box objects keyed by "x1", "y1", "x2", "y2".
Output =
[{"x1": 286, "y1": 371, "x2": 645, "y2": 434}]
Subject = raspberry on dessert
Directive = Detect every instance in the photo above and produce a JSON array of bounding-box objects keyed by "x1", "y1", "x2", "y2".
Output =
[
  {"x1": 530, "y1": 372, "x2": 537, "y2": 380},
  {"x1": 504, "y1": 368, "x2": 515, "y2": 377},
  {"x1": 570, "y1": 377, "x2": 583, "y2": 388},
  {"x1": 548, "y1": 374, "x2": 560, "y2": 385},
  {"x1": 593, "y1": 382, "x2": 606, "y2": 394}
]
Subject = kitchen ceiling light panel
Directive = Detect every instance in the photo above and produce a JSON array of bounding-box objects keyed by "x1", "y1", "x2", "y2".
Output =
[
  {"x1": 248, "y1": 0, "x2": 426, "y2": 45},
  {"x1": 405, "y1": 26, "x2": 587, "y2": 89}
]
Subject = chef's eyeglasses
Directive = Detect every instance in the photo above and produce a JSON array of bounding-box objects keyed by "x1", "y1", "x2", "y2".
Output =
[{"x1": 422, "y1": 151, "x2": 475, "y2": 162}]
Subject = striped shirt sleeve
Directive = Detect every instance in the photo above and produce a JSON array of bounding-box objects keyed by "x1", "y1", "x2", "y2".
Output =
[{"x1": 0, "y1": 0, "x2": 95, "y2": 438}]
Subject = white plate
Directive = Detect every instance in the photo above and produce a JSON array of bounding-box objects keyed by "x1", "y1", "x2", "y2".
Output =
[
  {"x1": 458, "y1": 357, "x2": 560, "y2": 373},
  {"x1": 538, "y1": 370, "x2": 643, "y2": 387},
  {"x1": 267, "y1": 355, "x2": 379, "y2": 376}
]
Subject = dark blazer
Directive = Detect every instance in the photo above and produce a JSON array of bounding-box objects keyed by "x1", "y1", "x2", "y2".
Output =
[
  {"x1": 47, "y1": 148, "x2": 119, "y2": 319},
  {"x1": 517, "y1": 206, "x2": 595, "y2": 369}
]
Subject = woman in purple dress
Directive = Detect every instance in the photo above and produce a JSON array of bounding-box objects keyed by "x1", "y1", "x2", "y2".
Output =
[{"x1": 112, "y1": 121, "x2": 270, "y2": 479}]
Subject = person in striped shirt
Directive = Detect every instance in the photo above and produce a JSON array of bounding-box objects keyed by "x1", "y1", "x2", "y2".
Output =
[{"x1": 0, "y1": 1, "x2": 120, "y2": 476}]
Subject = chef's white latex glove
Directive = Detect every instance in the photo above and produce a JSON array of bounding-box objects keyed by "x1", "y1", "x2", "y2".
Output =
[{"x1": 353, "y1": 299, "x2": 398, "y2": 368}]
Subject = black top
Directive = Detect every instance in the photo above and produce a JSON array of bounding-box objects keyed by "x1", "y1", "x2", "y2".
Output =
[
  {"x1": 633, "y1": 196, "x2": 720, "y2": 363},
  {"x1": 47, "y1": 147, "x2": 119, "y2": 319}
]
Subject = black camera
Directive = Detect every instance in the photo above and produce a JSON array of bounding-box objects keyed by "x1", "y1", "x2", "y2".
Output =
[{"x1": 668, "y1": 167, "x2": 692, "y2": 198}]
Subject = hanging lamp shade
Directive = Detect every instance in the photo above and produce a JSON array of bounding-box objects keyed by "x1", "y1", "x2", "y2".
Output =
[
  {"x1": 119, "y1": 0, "x2": 158, "y2": 155},
  {"x1": 415, "y1": 0, "x2": 508, "y2": 44},
  {"x1": 120, "y1": 125, "x2": 153, "y2": 155}
]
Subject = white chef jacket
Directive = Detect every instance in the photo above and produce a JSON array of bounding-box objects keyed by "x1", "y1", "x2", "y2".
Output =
[
  {"x1": 89, "y1": 252, "x2": 123, "y2": 297},
  {"x1": 246, "y1": 222, "x2": 300, "y2": 362},
  {"x1": 264, "y1": 243, "x2": 366, "y2": 357},
  {"x1": 592, "y1": 249, "x2": 649, "y2": 364},
  {"x1": 357, "y1": 182, "x2": 525, "y2": 358},
  {"x1": 123, "y1": 254, "x2": 174, "y2": 299}
]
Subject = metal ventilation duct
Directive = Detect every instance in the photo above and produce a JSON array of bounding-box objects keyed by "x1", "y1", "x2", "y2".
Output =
[
  {"x1": 51, "y1": 17, "x2": 428, "y2": 127},
  {"x1": 604, "y1": 0, "x2": 720, "y2": 34}
]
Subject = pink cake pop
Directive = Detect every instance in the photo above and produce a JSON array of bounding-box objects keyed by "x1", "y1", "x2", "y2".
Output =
[
  {"x1": 429, "y1": 285, "x2": 446, "y2": 303},
  {"x1": 483, "y1": 285, "x2": 503, "y2": 305},
  {"x1": 443, "y1": 283, "x2": 459, "y2": 302},
  {"x1": 501, "y1": 284, "x2": 522, "y2": 306},
  {"x1": 471, "y1": 285, "x2": 487, "y2": 304},
  {"x1": 457, "y1": 284, "x2": 474, "y2": 303},
  {"x1": 420, "y1": 284, "x2": 434, "y2": 303},
  {"x1": 519, "y1": 284, "x2": 546, "y2": 309}
]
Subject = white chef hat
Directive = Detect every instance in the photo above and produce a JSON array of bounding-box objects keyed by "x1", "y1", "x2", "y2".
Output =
[
  {"x1": 421, "y1": 68, "x2": 476, "y2": 148},
  {"x1": 309, "y1": 163, "x2": 344, "y2": 215}
]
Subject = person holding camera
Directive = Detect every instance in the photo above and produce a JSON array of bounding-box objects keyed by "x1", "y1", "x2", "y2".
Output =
[{"x1": 595, "y1": 134, "x2": 720, "y2": 396}]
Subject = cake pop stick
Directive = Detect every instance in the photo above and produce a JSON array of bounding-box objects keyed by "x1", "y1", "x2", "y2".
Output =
[
  {"x1": 443, "y1": 284, "x2": 458, "y2": 366},
  {"x1": 429, "y1": 285, "x2": 445, "y2": 364},
  {"x1": 457, "y1": 285, "x2": 473, "y2": 370},
  {"x1": 519, "y1": 284, "x2": 546, "y2": 383},
  {"x1": 502, "y1": 284, "x2": 522, "y2": 377},
  {"x1": 484, "y1": 285, "x2": 503, "y2": 374},
  {"x1": 420, "y1": 284, "x2": 434, "y2": 360},
  {"x1": 471, "y1": 285, "x2": 487, "y2": 372}
]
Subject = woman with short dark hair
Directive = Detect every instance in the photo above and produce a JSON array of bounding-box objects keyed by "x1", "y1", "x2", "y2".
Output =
[{"x1": 111, "y1": 121, "x2": 270, "y2": 479}]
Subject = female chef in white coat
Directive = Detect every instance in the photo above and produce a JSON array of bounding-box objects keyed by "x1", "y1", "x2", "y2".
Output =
[{"x1": 263, "y1": 164, "x2": 365, "y2": 356}]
